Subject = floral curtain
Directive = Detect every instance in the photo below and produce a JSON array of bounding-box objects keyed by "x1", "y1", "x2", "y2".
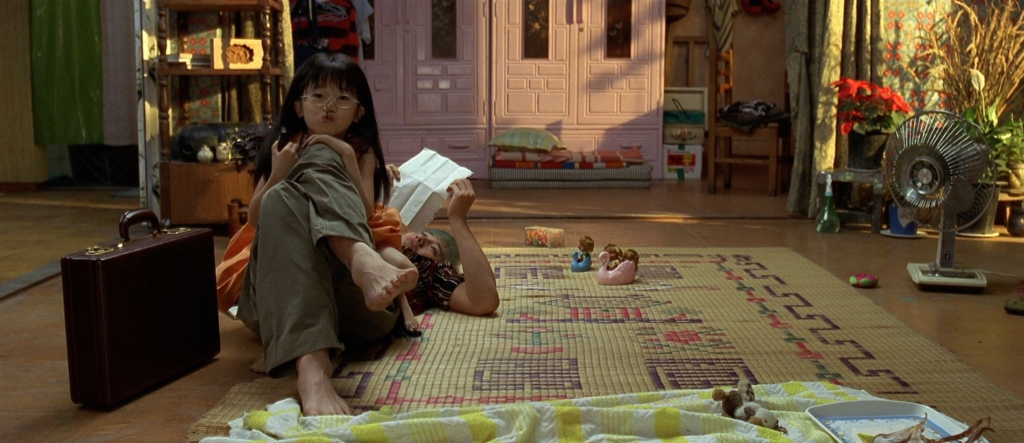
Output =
[
  {"x1": 785, "y1": 0, "x2": 945, "y2": 216},
  {"x1": 880, "y1": 0, "x2": 950, "y2": 113}
]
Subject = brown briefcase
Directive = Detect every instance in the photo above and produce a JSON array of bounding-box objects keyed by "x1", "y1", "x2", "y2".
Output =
[{"x1": 61, "y1": 208, "x2": 220, "y2": 408}]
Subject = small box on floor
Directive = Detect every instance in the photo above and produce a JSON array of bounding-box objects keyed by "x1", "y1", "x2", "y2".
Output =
[
  {"x1": 664, "y1": 144, "x2": 703, "y2": 180},
  {"x1": 525, "y1": 226, "x2": 565, "y2": 247}
]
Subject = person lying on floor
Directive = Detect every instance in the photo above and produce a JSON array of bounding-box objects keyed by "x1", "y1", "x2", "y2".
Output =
[{"x1": 232, "y1": 53, "x2": 499, "y2": 416}]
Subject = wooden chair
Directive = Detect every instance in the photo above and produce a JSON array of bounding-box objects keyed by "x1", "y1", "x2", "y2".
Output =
[{"x1": 707, "y1": 50, "x2": 792, "y2": 196}]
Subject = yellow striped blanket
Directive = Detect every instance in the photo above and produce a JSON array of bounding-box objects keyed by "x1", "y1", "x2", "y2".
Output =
[{"x1": 199, "y1": 381, "x2": 878, "y2": 443}]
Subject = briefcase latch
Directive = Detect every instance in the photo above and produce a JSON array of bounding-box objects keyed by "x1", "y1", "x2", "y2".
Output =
[
  {"x1": 163, "y1": 227, "x2": 191, "y2": 235},
  {"x1": 84, "y1": 246, "x2": 115, "y2": 256}
]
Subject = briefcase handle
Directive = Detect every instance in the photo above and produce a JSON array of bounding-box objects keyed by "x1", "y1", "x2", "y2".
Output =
[{"x1": 119, "y1": 209, "x2": 162, "y2": 242}]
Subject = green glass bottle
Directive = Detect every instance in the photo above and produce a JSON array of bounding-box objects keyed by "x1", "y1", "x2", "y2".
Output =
[{"x1": 816, "y1": 174, "x2": 841, "y2": 234}]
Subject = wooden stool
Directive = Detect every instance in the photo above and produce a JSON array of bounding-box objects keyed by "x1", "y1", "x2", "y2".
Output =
[{"x1": 227, "y1": 199, "x2": 249, "y2": 236}]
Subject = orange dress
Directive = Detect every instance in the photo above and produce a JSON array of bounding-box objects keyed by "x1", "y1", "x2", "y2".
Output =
[{"x1": 215, "y1": 204, "x2": 403, "y2": 313}]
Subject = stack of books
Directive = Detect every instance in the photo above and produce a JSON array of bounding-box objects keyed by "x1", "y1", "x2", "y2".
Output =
[{"x1": 167, "y1": 53, "x2": 211, "y2": 69}]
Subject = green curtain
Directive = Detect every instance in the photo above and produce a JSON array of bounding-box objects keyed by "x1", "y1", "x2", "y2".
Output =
[{"x1": 31, "y1": 0, "x2": 103, "y2": 145}]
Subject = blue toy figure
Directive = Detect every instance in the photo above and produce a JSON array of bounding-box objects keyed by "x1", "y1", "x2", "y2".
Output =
[{"x1": 571, "y1": 236, "x2": 595, "y2": 272}]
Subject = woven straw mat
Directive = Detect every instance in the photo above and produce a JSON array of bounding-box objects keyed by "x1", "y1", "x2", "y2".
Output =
[{"x1": 189, "y1": 247, "x2": 1023, "y2": 442}]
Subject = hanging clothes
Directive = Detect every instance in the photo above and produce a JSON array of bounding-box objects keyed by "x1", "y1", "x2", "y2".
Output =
[
  {"x1": 290, "y1": 0, "x2": 371, "y2": 66},
  {"x1": 706, "y1": 0, "x2": 739, "y2": 52}
]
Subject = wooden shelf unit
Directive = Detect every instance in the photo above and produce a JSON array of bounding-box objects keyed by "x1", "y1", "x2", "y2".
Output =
[
  {"x1": 155, "y1": 0, "x2": 283, "y2": 225},
  {"x1": 159, "y1": 161, "x2": 255, "y2": 226}
]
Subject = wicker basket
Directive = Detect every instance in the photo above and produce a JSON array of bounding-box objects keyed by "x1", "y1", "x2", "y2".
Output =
[{"x1": 666, "y1": 0, "x2": 692, "y2": 23}]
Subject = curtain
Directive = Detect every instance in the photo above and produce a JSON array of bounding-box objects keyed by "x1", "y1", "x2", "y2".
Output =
[
  {"x1": 785, "y1": 0, "x2": 880, "y2": 216},
  {"x1": 882, "y1": 0, "x2": 949, "y2": 114},
  {"x1": 32, "y1": 0, "x2": 104, "y2": 145},
  {"x1": 101, "y1": 0, "x2": 137, "y2": 146}
]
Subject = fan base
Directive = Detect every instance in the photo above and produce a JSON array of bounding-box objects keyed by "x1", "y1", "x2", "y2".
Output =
[{"x1": 907, "y1": 263, "x2": 987, "y2": 292}]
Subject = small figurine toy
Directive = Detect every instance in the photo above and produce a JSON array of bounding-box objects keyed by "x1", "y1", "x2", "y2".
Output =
[
  {"x1": 597, "y1": 244, "x2": 637, "y2": 285},
  {"x1": 712, "y1": 380, "x2": 787, "y2": 433},
  {"x1": 571, "y1": 236, "x2": 595, "y2": 272},
  {"x1": 849, "y1": 273, "x2": 878, "y2": 288},
  {"x1": 622, "y1": 249, "x2": 640, "y2": 270}
]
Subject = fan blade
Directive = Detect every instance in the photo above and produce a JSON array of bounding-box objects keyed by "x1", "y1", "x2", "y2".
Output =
[{"x1": 944, "y1": 175, "x2": 976, "y2": 214}]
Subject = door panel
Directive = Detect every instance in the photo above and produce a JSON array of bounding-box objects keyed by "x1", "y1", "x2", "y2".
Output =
[
  {"x1": 576, "y1": 0, "x2": 661, "y2": 126},
  {"x1": 493, "y1": 0, "x2": 576, "y2": 127},
  {"x1": 363, "y1": 0, "x2": 402, "y2": 127},
  {"x1": 403, "y1": 0, "x2": 487, "y2": 127}
]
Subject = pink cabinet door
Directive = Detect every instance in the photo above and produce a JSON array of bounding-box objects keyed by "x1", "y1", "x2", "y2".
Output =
[
  {"x1": 400, "y1": 0, "x2": 488, "y2": 127},
  {"x1": 362, "y1": 0, "x2": 403, "y2": 127},
  {"x1": 493, "y1": 0, "x2": 662, "y2": 129},
  {"x1": 492, "y1": 0, "x2": 577, "y2": 127},
  {"x1": 576, "y1": 0, "x2": 663, "y2": 127}
]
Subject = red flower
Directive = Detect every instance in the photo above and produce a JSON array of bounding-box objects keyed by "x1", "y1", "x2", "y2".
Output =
[{"x1": 831, "y1": 76, "x2": 913, "y2": 135}]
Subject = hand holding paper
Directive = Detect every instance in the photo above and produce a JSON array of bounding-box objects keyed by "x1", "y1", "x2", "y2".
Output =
[{"x1": 389, "y1": 148, "x2": 473, "y2": 233}]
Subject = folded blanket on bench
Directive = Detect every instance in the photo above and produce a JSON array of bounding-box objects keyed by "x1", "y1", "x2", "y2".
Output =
[
  {"x1": 200, "y1": 381, "x2": 878, "y2": 443},
  {"x1": 491, "y1": 159, "x2": 629, "y2": 169},
  {"x1": 494, "y1": 147, "x2": 646, "y2": 164}
]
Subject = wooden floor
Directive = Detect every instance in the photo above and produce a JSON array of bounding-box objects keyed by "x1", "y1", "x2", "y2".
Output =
[{"x1": 1, "y1": 177, "x2": 1022, "y2": 442}]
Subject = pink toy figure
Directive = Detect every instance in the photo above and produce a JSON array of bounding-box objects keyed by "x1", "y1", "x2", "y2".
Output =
[{"x1": 597, "y1": 245, "x2": 637, "y2": 285}]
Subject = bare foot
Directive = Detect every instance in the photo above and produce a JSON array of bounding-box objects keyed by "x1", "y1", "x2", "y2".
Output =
[
  {"x1": 394, "y1": 269, "x2": 419, "y2": 296},
  {"x1": 352, "y1": 254, "x2": 418, "y2": 311},
  {"x1": 296, "y1": 353, "x2": 352, "y2": 416}
]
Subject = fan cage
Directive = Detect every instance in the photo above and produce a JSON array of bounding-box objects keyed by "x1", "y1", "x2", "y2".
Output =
[{"x1": 882, "y1": 111, "x2": 995, "y2": 232}]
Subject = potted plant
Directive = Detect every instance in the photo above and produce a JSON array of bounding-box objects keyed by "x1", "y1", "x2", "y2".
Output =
[
  {"x1": 229, "y1": 122, "x2": 273, "y2": 173},
  {"x1": 995, "y1": 113, "x2": 1024, "y2": 196},
  {"x1": 831, "y1": 77, "x2": 913, "y2": 170}
]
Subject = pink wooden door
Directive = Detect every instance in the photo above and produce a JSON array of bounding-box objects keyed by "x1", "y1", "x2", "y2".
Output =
[
  {"x1": 401, "y1": 0, "x2": 488, "y2": 127},
  {"x1": 576, "y1": 0, "x2": 662, "y2": 127},
  {"x1": 362, "y1": 0, "x2": 403, "y2": 127},
  {"x1": 492, "y1": 0, "x2": 577, "y2": 128}
]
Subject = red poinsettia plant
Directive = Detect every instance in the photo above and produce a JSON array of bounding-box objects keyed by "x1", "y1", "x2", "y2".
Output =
[{"x1": 831, "y1": 77, "x2": 913, "y2": 135}]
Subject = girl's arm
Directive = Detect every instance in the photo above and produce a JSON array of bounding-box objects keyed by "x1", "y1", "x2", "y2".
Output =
[
  {"x1": 358, "y1": 150, "x2": 379, "y2": 215},
  {"x1": 304, "y1": 135, "x2": 374, "y2": 217},
  {"x1": 248, "y1": 140, "x2": 303, "y2": 226}
]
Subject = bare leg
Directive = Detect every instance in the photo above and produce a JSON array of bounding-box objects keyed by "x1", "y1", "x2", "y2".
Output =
[
  {"x1": 295, "y1": 349, "x2": 352, "y2": 416},
  {"x1": 327, "y1": 237, "x2": 417, "y2": 311}
]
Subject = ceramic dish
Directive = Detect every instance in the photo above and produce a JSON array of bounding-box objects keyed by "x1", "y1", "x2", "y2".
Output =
[
  {"x1": 806, "y1": 400, "x2": 988, "y2": 443},
  {"x1": 879, "y1": 229, "x2": 928, "y2": 239}
]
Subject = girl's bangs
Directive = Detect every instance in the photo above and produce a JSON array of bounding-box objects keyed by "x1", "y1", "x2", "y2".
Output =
[{"x1": 307, "y1": 67, "x2": 353, "y2": 94}]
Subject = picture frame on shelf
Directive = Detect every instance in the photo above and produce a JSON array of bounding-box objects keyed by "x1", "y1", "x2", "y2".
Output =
[{"x1": 212, "y1": 38, "x2": 263, "y2": 70}]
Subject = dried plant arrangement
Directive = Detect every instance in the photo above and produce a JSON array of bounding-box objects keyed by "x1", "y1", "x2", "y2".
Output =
[{"x1": 908, "y1": 0, "x2": 1024, "y2": 118}]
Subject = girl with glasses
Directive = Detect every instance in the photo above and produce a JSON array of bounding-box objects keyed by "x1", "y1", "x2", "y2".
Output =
[
  {"x1": 239, "y1": 53, "x2": 417, "y2": 417},
  {"x1": 232, "y1": 53, "x2": 499, "y2": 417}
]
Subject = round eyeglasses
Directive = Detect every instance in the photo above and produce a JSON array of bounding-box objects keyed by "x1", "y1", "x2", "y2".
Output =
[{"x1": 301, "y1": 93, "x2": 359, "y2": 109}]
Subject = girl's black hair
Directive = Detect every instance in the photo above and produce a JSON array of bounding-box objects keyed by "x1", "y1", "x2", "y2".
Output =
[{"x1": 253, "y1": 53, "x2": 390, "y2": 206}]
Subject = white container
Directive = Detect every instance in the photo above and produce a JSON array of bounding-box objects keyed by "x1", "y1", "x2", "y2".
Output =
[
  {"x1": 663, "y1": 145, "x2": 702, "y2": 180},
  {"x1": 806, "y1": 400, "x2": 990, "y2": 443},
  {"x1": 663, "y1": 124, "x2": 704, "y2": 145}
]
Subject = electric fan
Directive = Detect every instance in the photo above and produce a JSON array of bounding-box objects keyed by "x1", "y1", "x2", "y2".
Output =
[{"x1": 882, "y1": 111, "x2": 996, "y2": 291}]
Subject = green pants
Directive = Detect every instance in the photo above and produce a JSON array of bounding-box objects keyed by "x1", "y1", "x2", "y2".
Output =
[{"x1": 238, "y1": 144, "x2": 398, "y2": 375}]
